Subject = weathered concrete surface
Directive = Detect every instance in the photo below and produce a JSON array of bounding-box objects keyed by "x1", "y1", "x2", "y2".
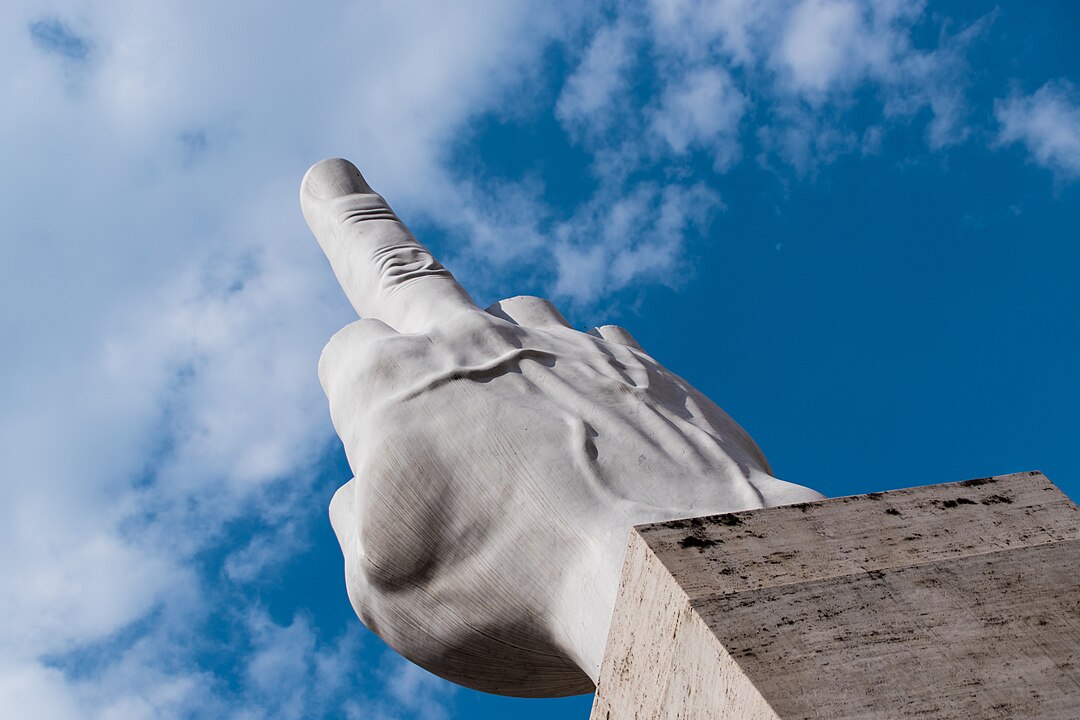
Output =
[{"x1": 591, "y1": 471, "x2": 1080, "y2": 719}]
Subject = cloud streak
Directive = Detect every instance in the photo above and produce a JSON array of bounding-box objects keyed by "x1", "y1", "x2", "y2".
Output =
[{"x1": 996, "y1": 80, "x2": 1080, "y2": 180}]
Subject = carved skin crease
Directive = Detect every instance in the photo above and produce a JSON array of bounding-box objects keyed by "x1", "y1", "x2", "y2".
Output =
[{"x1": 323, "y1": 308, "x2": 825, "y2": 697}]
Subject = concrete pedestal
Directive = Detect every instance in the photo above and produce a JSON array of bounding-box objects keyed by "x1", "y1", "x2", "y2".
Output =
[{"x1": 591, "y1": 471, "x2": 1080, "y2": 719}]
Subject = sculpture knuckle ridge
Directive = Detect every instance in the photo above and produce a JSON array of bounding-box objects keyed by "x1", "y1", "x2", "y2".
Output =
[{"x1": 319, "y1": 320, "x2": 381, "y2": 390}]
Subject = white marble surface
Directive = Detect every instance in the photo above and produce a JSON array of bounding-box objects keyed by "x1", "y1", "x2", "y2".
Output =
[{"x1": 301, "y1": 158, "x2": 824, "y2": 697}]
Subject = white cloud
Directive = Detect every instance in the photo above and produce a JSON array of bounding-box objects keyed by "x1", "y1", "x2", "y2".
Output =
[
  {"x1": 650, "y1": 67, "x2": 747, "y2": 170},
  {"x1": 550, "y1": 0, "x2": 987, "y2": 194},
  {"x1": 553, "y1": 182, "x2": 720, "y2": 304},
  {"x1": 777, "y1": 0, "x2": 865, "y2": 95},
  {"x1": 0, "y1": 609, "x2": 370, "y2": 719},
  {"x1": 556, "y1": 19, "x2": 637, "y2": 138},
  {"x1": 240, "y1": 612, "x2": 369, "y2": 720},
  {"x1": 0, "y1": 663, "x2": 82, "y2": 720},
  {"x1": 996, "y1": 80, "x2": 1080, "y2": 180},
  {"x1": 382, "y1": 657, "x2": 456, "y2": 720},
  {"x1": 770, "y1": 0, "x2": 986, "y2": 158},
  {"x1": 756, "y1": 105, "x2": 859, "y2": 177},
  {"x1": 3, "y1": 533, "x2": 185, "y2": 659},
  {"x1": 646, "y1": 0, "x2": 769, "y2": 67}
]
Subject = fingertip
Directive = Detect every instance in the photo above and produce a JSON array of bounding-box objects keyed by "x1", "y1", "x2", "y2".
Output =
[{"x1": 301, "y1": 158, "x2": 374, "y2": 202}]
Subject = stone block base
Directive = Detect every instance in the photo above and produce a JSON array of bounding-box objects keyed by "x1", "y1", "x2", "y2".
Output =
[{"x1": 591, "y1": 472, "x2": 1080, "y2": 719}]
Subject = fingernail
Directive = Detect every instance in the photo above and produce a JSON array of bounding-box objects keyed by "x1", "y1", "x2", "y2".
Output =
[{"x1": 302, "y1": 158, "x2": 374, "y2": 200}]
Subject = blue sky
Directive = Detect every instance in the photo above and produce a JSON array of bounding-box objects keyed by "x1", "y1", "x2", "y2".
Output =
[{"x1": 1, "y1": 1, "x2": 1078, "y2": 718}]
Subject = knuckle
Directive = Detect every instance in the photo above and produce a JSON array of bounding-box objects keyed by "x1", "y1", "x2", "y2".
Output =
[
  {"x1": 318, "y1": 318, "x2": 396, "y2": 395},
  {"x1": 436, "y1": 308, "x2": 524, "y2": 350},
  {"x1": 348, "y1": 429, "x2": 459, "y2": 593}
]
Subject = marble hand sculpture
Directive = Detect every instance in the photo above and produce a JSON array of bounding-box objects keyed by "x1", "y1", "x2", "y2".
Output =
[{"x1": 301, "y1": 158, "x2": 823, "y2": 697}]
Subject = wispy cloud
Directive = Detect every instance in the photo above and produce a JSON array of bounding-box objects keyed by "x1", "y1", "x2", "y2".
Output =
[
  {"x1": 556, "y1": 18, "x2": 637, "y2": 141},
  {"x1": 650, "y1": 66, "x2": 746, "y2": 171},
  {"x1": 536, "y1": 0, "x2": 992, "y2": 301},
  {"x1": 996, "y1": 80, "x2": 1080, "y2": 180},
  {"x1": 381, "y1": 657, "x2": 457, "y2": 720},
  {"x1": 553, "y1": 182, "x2": 720, "y2": 304}
]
